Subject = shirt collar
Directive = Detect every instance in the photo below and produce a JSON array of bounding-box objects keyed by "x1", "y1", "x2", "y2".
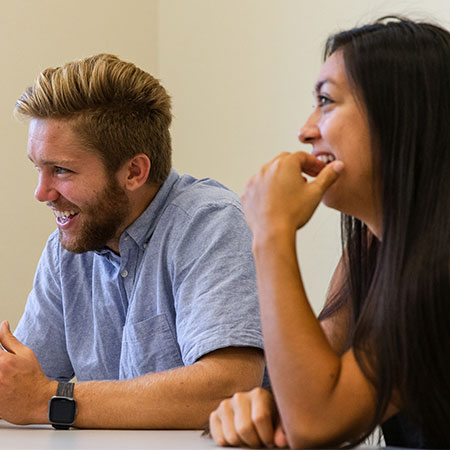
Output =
[
  {"x1": 121, "y1": 169, "x2": 180, "y2": 250},
  {"x1": 94, "y1": 169, "x2": 180, "y2": 257}
]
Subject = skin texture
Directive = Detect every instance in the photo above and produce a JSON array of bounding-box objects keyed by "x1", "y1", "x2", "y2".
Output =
[
  {"x1": 0, "y1": 118, "x2": 265, "y2": 428},
  {"x1": 299, "y1": 51, "x2": 381, "y2": 237},
  {"x1": 209, "y1": 52, "x2": 395, "y2": 448}
]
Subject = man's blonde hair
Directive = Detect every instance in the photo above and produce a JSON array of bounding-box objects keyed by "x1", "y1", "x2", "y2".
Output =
[{"x1": 15, "y1": 53, "x2": 172, "y2": 185}]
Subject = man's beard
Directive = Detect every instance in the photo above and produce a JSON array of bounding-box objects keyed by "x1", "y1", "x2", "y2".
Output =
[{"x1": 59, "y1": 178, "x2": 130, "y2": 254}]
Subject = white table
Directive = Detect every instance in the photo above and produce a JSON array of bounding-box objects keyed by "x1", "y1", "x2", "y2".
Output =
[
  {"x1": 0, "y1": 420, "x2": 390, "y2": 449},
  {"x1": 0, "y1": 420, "x2": 222, "y2": 449}
]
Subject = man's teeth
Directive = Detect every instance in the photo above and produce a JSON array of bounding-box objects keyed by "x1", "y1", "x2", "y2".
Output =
[
  {"x1": 54, "y1": 210, "x2": 77, "y2": 219},
  {"x1": 317, "y1": 154, "x2": 336, "y2": 164}
]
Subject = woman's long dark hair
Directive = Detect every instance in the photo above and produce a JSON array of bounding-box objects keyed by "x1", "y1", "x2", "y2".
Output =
[{"x1": 319, "y1": 17, "x2": 450, "y2": 447}]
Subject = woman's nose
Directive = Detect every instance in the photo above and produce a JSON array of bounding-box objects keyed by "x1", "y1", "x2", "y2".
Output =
[{"x1": 298, "y1": 111, "x2": 320, "y2": 144}]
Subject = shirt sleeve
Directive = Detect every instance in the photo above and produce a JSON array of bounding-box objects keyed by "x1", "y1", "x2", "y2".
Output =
[
  {"x1": 14, "y1": 232, "x2": 74, "y2": 381},
  {"x1": 169, "y1": 200, "x2": 264, "y2": 366}
]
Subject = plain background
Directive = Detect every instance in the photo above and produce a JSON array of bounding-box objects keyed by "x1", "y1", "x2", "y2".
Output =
[{"x1": 2, "y1": 0, "x2": 449, "y2": 329}]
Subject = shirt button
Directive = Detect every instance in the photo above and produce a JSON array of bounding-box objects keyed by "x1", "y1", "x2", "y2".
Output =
[
  {"x1": 143, "y1": 243, "x2": 148, "y2": 249},
  {"x1": 121, "y1": 270, "x2": 128, "y2": 278}
]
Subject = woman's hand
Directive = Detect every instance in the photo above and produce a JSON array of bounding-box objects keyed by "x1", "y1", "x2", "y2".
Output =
[
  {"x1": 241, "y1": 152, "x2": 343, "y2": 239},
  {"x1": 209, "y1": 388, "x2": 287, "y2": 448}
]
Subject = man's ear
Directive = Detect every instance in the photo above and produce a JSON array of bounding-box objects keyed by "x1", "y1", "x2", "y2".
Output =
[{"x1": 123, "y1": 154, "x2": 151, "y2": 191}]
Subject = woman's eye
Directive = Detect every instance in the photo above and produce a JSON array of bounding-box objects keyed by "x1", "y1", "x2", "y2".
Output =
[{"x1": 317, "y1": 95, "x2": 333, "y2": 107}]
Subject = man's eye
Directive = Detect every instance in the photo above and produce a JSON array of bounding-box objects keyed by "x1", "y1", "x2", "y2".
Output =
[{"x1": 55, "y1": 167, "x2": 71, "y2": 175}]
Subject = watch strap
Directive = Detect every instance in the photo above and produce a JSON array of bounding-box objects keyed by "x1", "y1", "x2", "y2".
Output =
[
  {"x1": 56, "y1": 381, "x2": 75, "y2": 398},
  {"x1": 53, "y1": 423, "x2": 72, "y2": 430}
]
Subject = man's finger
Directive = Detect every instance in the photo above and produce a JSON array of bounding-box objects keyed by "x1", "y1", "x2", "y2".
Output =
[{"x1": 0, "y1": 320, "x2": 21, "y2": 355}]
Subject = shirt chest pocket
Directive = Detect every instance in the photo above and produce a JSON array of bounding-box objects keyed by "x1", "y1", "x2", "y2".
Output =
[{"x1": 119, "y1": 313, "x2": 183, "y2": 379}]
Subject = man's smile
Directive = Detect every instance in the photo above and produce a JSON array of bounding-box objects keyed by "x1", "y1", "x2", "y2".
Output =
[{"x1": 53, "y1": 209, "x2": 79, "y2": 226}]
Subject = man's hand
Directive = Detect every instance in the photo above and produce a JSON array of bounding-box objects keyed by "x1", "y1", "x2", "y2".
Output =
[{"x1": 0, "y1": 320, "x2": 56, "y2": 424}]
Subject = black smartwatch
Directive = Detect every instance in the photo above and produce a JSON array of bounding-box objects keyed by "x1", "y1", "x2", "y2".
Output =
[{"x1": 48, "y1": 381, "x2": 77, "y2": 429}]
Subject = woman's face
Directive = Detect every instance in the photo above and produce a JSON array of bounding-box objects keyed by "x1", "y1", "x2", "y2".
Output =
[{"x1": 299, "y1": 50, "x2": 381, "y2": 237}]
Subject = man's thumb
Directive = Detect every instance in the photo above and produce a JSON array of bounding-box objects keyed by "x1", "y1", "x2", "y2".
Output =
[{"x1": 0, "y1": 320, "x2": 19, "y2": 354}]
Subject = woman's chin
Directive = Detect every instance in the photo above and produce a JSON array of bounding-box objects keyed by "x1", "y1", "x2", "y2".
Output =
[{"x1": 321, "y1": 190, "x2": 340, "y2": 211}]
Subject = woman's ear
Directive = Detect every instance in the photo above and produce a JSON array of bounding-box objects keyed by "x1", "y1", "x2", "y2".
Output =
[{"x1": 123, "y1": 154, "x2": 151, "y2": 191}]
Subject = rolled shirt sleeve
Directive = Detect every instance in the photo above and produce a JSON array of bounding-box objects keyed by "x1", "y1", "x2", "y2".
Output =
[{"x1": 169, "y1": 202, "x2": 262, "y2": 365}]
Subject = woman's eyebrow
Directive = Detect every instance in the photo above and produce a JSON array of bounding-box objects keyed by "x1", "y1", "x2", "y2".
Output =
[{"x1": 314, "y1": 78, "x2": 337, "y2": 93}]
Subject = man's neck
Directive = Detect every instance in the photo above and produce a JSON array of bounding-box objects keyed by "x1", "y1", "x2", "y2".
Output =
[{"x1": 107, "y1": 183, "x2": 161, "y2": 254}]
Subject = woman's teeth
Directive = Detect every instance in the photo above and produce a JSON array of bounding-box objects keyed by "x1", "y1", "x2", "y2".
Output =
[{"x1": 317, "y1": 154, "x2": 336, "y2": 164}]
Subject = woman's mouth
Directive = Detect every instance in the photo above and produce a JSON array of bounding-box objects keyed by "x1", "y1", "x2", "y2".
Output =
[{"x1": 316, "y1": 154, "x2": 336, "y2": 164}]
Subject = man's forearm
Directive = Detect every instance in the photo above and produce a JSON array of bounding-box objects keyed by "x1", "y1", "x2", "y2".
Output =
[{"x1": 53, "y1": 347, "x2": 264, "y2": 429}]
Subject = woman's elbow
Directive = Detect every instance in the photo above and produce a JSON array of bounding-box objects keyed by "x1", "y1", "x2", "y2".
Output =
[{"x1": 283, "y1": 413, "x2": 348, "y2": 449}]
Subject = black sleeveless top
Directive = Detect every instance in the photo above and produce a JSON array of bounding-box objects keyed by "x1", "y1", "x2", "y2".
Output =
[{"x1": 382, "y1": 413, "x2": 433, "y2": 448}]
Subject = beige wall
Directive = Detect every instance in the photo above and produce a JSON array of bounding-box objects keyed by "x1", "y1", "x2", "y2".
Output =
[{"x1": 2, "y1": 0, "x2": 450, "y2": 328}]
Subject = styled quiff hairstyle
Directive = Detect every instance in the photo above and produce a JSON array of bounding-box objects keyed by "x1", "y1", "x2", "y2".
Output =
[{"x1": 15, "y1": 53, "x2": 172, "y2": 185}]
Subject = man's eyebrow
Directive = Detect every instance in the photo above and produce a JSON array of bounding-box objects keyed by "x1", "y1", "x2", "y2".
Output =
[{"x1": 27, "y1": 156, "x2": 75, "y2": 166}]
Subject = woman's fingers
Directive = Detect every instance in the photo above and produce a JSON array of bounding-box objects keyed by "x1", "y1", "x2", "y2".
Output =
[
  {"x1": 210, "y1": 396, "x2": 258, "y2": 447},
  {"x1": 242, "y1": 151, "x2": 344, "y2": 233},
  {"x1": 209, "y1": 389, "x2": 279, "y2": 448},
  {"x1": 217, "y1": 399, "x2": 243, "y2": 446},
  {"x1": 233, "y1": 392, "x2": 264, "y2": 447},
  {"x1": 250, "y1": 388, "x2": 277, "y2": 447},
  {"x1": 209, "y1": 409, "x2": 227, "y2": 447},
  {"x1": 274, "y1": 422, "x2": 288, "y2": 448},
  {"x1": 292, "y1": 151, "x2": 327, "y2": 177},
  {"x1": 312, "y1": 159, "x2": 344, "y2": 190}
]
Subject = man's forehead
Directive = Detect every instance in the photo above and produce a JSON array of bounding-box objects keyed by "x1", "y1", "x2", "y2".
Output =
[
  {"x1": 28, "y1": 118, "x2": 75, "y2": 141},
  {"x1": 27, "y1": 118, "x2": 94, "y2": 161}
]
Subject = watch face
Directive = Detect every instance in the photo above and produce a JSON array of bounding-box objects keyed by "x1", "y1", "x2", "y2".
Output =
[{"x1": 49, "y1": 397, "x2": 76, "y2": 424}]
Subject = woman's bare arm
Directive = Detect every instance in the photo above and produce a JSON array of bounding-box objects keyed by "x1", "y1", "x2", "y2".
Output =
[
  {"x1": 320, "y1": 255, "x2": 351, "y2": 356},
  {"x1": 243, "y1": 153, "x2": 399, "y2": 448}
]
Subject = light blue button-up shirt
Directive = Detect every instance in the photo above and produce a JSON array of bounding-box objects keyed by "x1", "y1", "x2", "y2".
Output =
[{"x1": 15, "y1": 170, "x2": 263, "y2": 381}]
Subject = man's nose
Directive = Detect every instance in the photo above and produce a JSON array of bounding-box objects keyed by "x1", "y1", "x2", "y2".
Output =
[{"x1": 34, "y1": 174, "x2": 58, "y2": 203}]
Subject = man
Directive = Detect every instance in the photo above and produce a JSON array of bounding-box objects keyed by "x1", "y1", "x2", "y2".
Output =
[{"x1": 0, "y1": 54, "x2": 264, "y2": 429}]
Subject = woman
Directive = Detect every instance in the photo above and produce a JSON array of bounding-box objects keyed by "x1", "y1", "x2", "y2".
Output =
[{"x1": 209, "y1": 17, "x2": 450, "y2": 448}]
